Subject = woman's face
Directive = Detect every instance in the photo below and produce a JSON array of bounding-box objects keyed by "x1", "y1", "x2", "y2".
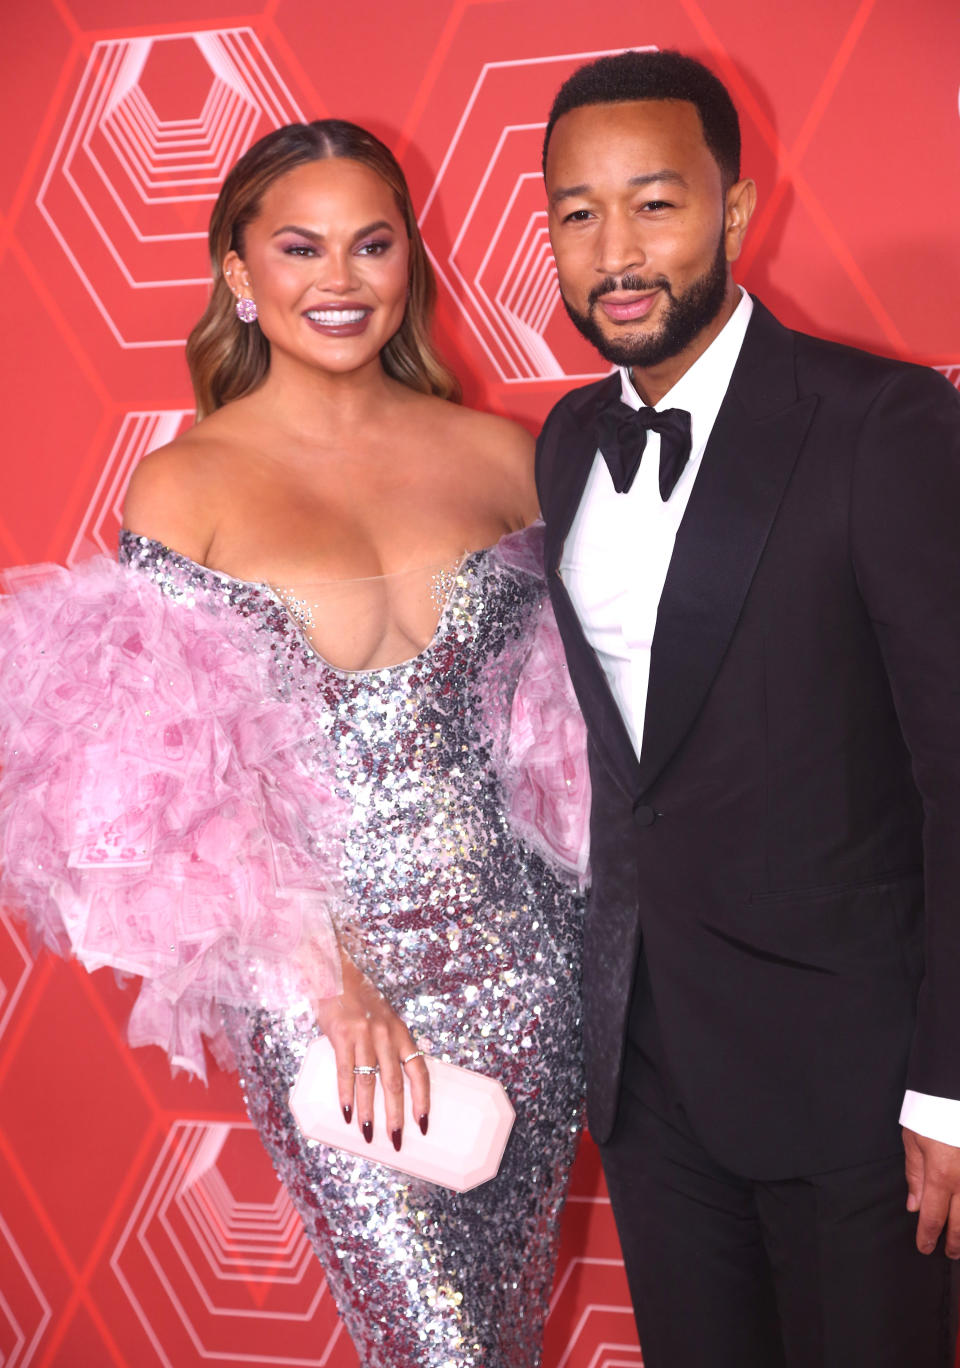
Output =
[{"x1": 224, "y1": 156, "x2": 410, "y2": 380}]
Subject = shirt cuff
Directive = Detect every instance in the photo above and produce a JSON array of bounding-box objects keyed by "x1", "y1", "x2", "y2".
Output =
[{"x1": 900, "y1": 1090, "x2": 960, "y2": 1146}]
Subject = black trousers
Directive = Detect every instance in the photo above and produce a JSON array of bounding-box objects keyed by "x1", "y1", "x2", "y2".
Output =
[{"x1": 600, "y1": 1049, "x2": 958, "y2": 1368}]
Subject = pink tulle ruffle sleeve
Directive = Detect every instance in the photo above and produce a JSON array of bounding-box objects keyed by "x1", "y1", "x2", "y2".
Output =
[
  {"x1": 491, "y1": 525, "x2": 591, "y2": 884},
  {"x1": 0, "y1": 557, "x2": 345, "y2": 1080}
]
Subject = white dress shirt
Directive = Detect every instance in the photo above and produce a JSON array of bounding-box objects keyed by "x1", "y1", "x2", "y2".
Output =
[
  {"x1": 559, "y1": 286, "x2": 958, "y2": 1149},
  {"x1": 561, "y1": 289, "x2": 752, "y2": 755}
]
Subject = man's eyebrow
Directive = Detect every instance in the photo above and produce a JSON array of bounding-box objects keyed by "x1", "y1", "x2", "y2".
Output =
[
  {"x1": 269, "y1": 220, "x2": 396, "y2": 241},
  {"x1": 550, "y1": 169, "x2": 688, "y2": 206},
  {"x1": 628, "y1": 170, "x2": 688, "y2": 189}
]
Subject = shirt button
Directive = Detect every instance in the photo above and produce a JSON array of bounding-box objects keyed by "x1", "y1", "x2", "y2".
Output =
[{"x1": 633, "y1": 803, "x2": 657, "y2": 827}]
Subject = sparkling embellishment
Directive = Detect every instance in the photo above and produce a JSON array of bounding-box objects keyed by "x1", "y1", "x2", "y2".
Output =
[
  {"x1": 118, "y1": 529, "x2": 585, "y2": 1368},
  {"x1": 276, "y1": 589, "x2": 315, "y2": 630},
  {"x1": 430, "y1": 558, "x2": 464, "y2": 612},
  {"x1": 235, "y1": 295, "x2": 258, "y2": 323}
]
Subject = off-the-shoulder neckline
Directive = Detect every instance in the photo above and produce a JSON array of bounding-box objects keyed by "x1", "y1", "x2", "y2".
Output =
[
  {"x1": 118, "y1": 524, "x2": 542, "y2": 590},
  {"x1": 118, "y1": 525, "x2": 544, "y2": 676}
]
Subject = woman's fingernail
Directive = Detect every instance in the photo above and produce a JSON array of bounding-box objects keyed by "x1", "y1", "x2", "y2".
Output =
[
  {"x1": 418, "y1": 1113, "x2": 429, "y2": 1136},
  {"x1": 342, "y1": 1104, "x2": 352, "y2": 1125},
  {"x1": 391, "y1": 1128, "x2": 402, "y2": 1152},
  {"x1": 362, "y1": 1120, "x2": 373, "y2": 1144}
]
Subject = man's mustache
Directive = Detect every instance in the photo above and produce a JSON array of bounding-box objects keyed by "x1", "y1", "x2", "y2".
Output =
[{"x1": 587, "y1": 274, "x2": 672, "y2": 307}]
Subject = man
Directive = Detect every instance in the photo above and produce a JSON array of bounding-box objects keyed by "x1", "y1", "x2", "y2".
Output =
[{"x1": 537, "y1": 49, "x2": 960, "y2": 1366}]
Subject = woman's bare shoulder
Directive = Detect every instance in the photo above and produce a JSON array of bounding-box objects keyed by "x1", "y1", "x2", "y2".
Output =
[
  {"x1": 122, "y1": 419, "x2": 232, "y2": 562},
  {"x1": 441, "y1": 402, "x2": 538, "y2": 522}
]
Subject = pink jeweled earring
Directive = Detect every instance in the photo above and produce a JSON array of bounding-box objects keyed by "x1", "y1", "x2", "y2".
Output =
[{"x1": 235, "y1": 296, "x2": 258, "y2": 324}]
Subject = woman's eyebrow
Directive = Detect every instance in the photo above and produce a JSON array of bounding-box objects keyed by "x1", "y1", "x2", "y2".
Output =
[{"x1": 270, "y1": 220, "x2": 396, "y2": 241}]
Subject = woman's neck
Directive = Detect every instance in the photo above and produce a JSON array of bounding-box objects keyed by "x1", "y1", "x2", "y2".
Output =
[{"x1": 245, "y1": 352, "x2": 411, "y2": 446}]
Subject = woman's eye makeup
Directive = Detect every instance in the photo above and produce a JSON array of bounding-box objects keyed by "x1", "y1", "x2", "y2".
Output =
[{"x1": 277, "y1": 236, "x2": 394, "y2": 257}]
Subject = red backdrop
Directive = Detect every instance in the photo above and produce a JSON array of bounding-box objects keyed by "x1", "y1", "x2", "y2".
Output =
[{"x1": 1, "y1": 1, "x2": 958, "y2": 1364}]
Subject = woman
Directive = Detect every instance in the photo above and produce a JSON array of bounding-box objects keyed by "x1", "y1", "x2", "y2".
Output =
[{"x1": 0, "y1": 120, "x2": 588, "y2": 1366}]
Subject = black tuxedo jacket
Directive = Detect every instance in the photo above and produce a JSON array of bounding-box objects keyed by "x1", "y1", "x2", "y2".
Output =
[{"x1": 536, "y1": 298, "x2": 960, "y2": 1178}]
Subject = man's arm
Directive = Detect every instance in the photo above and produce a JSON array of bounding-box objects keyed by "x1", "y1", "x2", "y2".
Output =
[{"x1": 850, "y1": 363, "x2": 960, "y2": 1255}]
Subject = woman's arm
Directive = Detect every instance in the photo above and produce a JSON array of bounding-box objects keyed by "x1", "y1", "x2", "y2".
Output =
[{"x1": 123, "y1": 437, "x2": 220, "y2": 562}]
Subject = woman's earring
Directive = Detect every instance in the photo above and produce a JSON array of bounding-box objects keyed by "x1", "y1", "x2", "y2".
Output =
[{"x1": 235, "y1": 296, "x2": 258, "y2": 324}]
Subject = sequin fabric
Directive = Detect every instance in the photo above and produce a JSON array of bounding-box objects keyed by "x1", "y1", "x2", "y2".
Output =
[{"x1": 119, "y1": 530, "x2": 585, "y2": 1368}]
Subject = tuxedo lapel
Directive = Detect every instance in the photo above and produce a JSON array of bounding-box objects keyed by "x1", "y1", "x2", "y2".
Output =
[
  {"x1": 542, "y1": 372, "x2": 620, "y2": 575},
  {"x1": 636, "y1": 301, "x2": 817, "y2": 796},
  {"x1": 540, "y1": 373, "x2": 644, "y2": 800}
]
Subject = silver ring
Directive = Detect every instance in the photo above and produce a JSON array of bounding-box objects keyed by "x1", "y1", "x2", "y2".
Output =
[
  {"x1": 353, "y1": 1064, "x2": 379, "y2": 1076},
  {"x1": 401, "y1": 1050, "x2": 426, "y2": 1066}
]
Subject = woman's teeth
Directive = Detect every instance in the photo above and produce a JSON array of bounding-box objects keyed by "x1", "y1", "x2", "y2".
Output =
[{"x1": 306, "y1": 309, "x2": 368, "y2": 323}]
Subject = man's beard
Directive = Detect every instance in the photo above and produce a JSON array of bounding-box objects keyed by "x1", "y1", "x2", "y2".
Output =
[{"x1": 560, "y1": 234, "x2": 729, "y2": 369}]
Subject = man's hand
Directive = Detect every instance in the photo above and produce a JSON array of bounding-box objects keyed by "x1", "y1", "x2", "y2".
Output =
[{"x1": 903, "y1": 1127, "x2": 960, "y2": 1257}]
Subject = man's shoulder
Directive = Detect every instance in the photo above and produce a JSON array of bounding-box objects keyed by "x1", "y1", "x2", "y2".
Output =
[
  {"x1": 756, "y1": 299, "x2": 955, "y2": 407},
  {"x1": 539, "y1": 372, "x2": 619, "y2": 435}
]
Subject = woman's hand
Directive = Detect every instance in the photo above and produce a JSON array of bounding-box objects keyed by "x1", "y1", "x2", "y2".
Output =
[{"x1": 314, "y1": 951, "x2": 430, "y2": 1151}]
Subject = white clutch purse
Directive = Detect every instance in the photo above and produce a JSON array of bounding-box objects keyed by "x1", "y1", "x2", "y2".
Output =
[{"x1": 289, "y1": 1037, "x2": 516, "y2": 1192}]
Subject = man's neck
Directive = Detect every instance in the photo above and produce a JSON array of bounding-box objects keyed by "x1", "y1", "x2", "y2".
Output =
[{"x1": 629, "y1": 281, "x2": 742, "y2": 407}]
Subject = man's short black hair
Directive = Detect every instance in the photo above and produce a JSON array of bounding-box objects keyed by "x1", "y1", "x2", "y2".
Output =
[{"x1": 542, "y1": 49, "x2": 741, "y2": 188}]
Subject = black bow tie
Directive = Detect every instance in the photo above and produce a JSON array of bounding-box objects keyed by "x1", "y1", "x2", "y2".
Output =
[{"x1": 595, "y1": 399, "x2": 693, "y2": 500}]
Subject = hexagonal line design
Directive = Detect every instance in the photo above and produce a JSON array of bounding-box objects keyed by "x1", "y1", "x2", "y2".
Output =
[
  {"x1": 102, "y1": 33, "x2": 296, "y2": 198},
  {"x1": 444, "y1": 123, "x2": 553, "y2": 379},
  {"x1": 178, "y1": 1167, "x2": 316, "y2": 1280},
  {"x1": 103, "y1": 70, "x2": 264, "y2": 191},
  {"x1": 426, "y1": 126, "x2": 561, "y2": 380},
  {"x1": 49, "y1": 33, "x2": 293, "y2": 236},
  {"x1": 133, "y1": 1123, "x2": 324, "y2": 1312},
  {"x1": 498, "y1": 211, "x2": 548, "y2": 316},
  {"x1": 420, "y1": 48, "x2": 655, "y2": 384},
  {"x1": 420, "y1": 47, "x2": 654, "y2": 222},
  {"x1": 552, "y1": 1298, "x2": 643, "y2": 1368},
  {"x1": 111, "y1": 1120, "x2": 339, "y2": 1366},
  {"x1": 455, "y1": 143, "x2": 599, "y2": 380},
  {"x1": 0, "y1": 1212, "x2": 53, "y2": 1367},
  {"x1": 585, "y1": 1351, "x2": 645, "y2": 1368},
  {"x1": 106, "y1": 86, "x2": 258, "y2": 190},
  {"x1": 548, "y1": 1255, "x2": 625, "y2": 1311},
  {"x1": 496, "y1": 215, "x2": 562, "y2": 355},
  {"x1": 180, "y1": 1200, "x2": 310, "y2": 1278},
  {"x1": 115, "y1": 80, "x2": 250, "y2": 164},
  {"x1": 36, "y1": 29, "x2": 304, "y2": 349},
  {"x1": 66, "y1": 409, "x2": 192, "y2": 567},
  {"x1": 472, "y1": 160, "x2": 566, "y2": 379},
  {"x1": 168, "y1": 1139, "x2": 314, "y2": 1285},
  {"x1": 479, "y1": 172, "x2": 550, "y2": 316},
  {"x1": 499, "y1": 217, "x2": 555, "y2": 329},
  {"x1": 521, "y1": 235, "x2": 559, "y2": 331},
  {"x1": 115, "y1": 79, "x2": 248, "y2": 157},
  {"x1": 0, "y1": 910, "x2": 34, "y2": 1044}
]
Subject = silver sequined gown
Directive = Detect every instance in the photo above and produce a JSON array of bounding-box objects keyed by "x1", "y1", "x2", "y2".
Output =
[{"x1": 119, "y1": 529, "x2": 585, "y2": 1368}]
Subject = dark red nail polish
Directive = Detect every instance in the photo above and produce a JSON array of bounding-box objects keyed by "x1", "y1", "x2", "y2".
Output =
[
  {"x1": 418, "y1": 1113, "x2": 429, "y2": 1137},
  {"x1": 362, "y1": 1120, "x2": 373, "y2": 1144},
  {"x1": 342, "y1": 1104, "x2": 352, "y2": 1125},
  {"x1": 391, "y1": 1128, "x2": 402, "y2": 1152}
]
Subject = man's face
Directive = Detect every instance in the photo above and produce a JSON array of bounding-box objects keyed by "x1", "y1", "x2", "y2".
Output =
[{"x1": 546, "y1": 99, "x2": 747, "y2": 384}]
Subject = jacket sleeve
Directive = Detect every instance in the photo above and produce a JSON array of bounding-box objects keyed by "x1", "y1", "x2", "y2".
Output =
[
  {"x1": 483, "y1": 524, "x2": 590, "y2": 884},
  {"x1": 849, "y1": 364, "x2": 960, "y2": 1101},
  {"x1": 0, "y1": 555, "x2": 346, "y2": 1080}
]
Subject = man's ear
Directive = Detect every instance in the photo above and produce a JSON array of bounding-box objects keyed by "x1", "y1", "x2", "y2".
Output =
[{"x1": 724, "y1": 178, "x2": 757, "y2": 263}]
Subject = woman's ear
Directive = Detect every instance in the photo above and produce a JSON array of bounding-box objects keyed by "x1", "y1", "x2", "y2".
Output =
[{"x1": 222, "y1": 250, "x2": 250, "y2": 300}]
